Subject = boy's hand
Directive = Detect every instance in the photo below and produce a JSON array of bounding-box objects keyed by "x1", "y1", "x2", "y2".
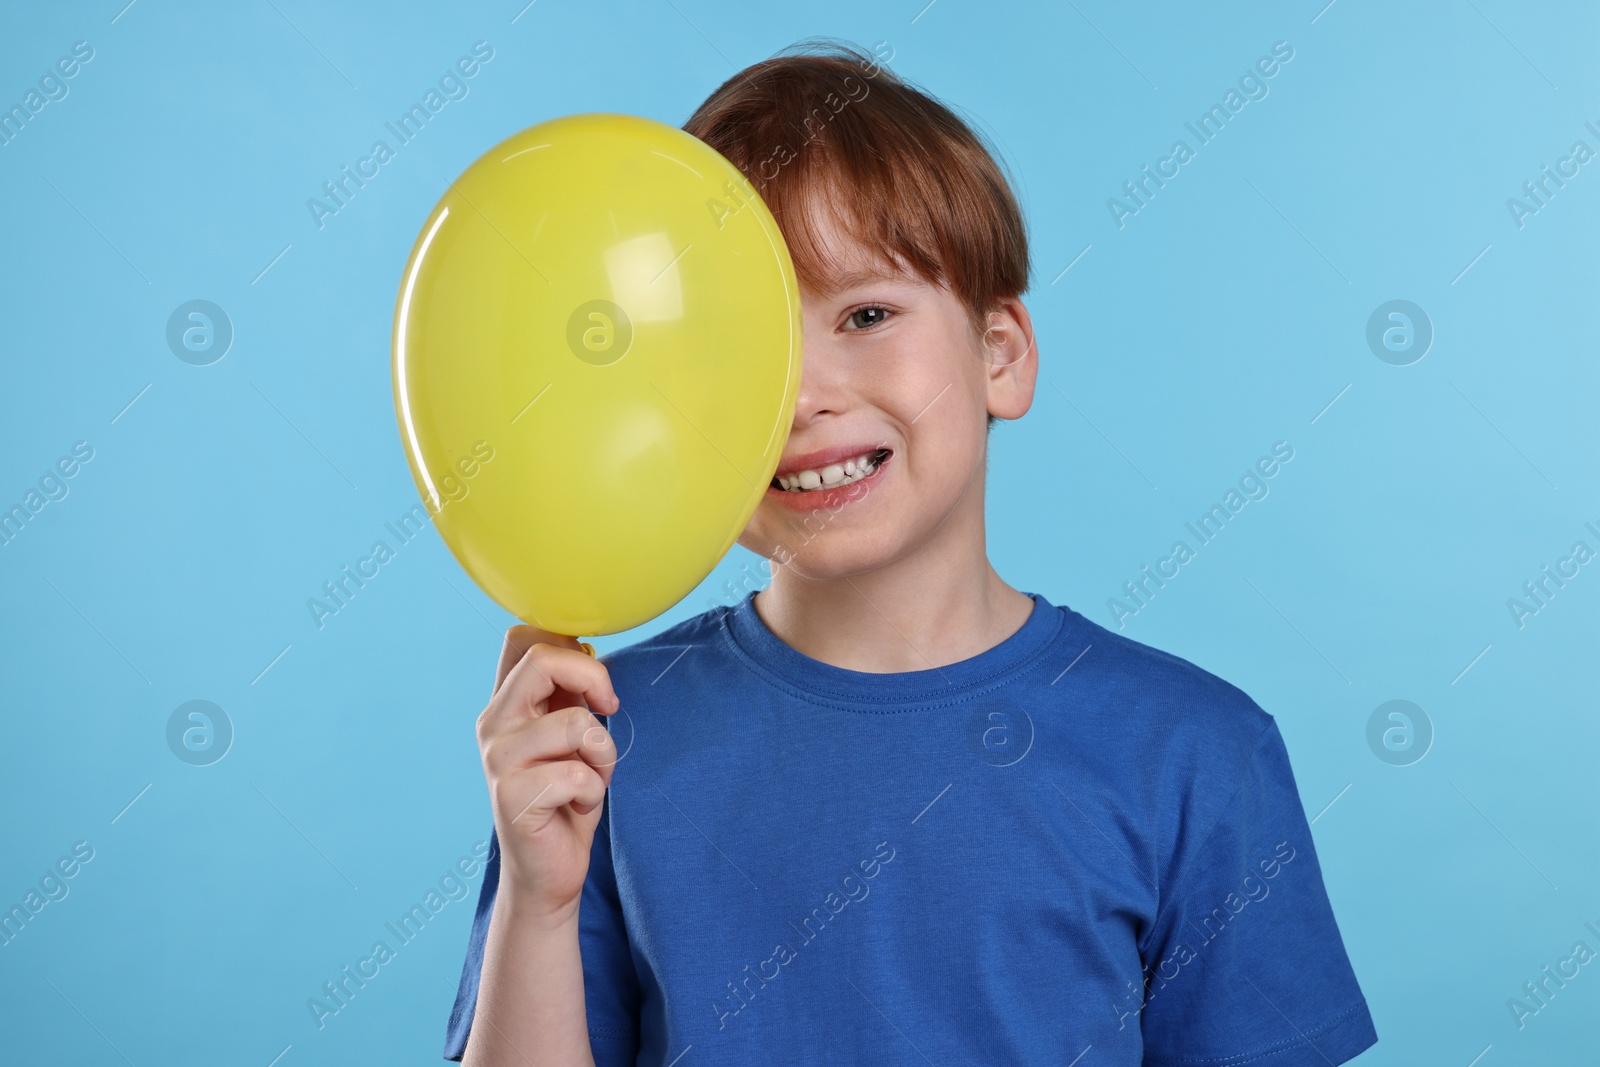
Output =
[{"x1": 476, "y1": 625, "x2": 621, "y2": 923}]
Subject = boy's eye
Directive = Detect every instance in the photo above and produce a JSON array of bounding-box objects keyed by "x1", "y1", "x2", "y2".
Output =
[{"x1": 846, "y1": 305, "x2": 891, "y2": 330}]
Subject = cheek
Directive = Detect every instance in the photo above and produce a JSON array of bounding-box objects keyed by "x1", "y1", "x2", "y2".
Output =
[
  {"x1": 872, "y1": 350, "x2": 988, "y2": 487},
  {"x1": 892, "y1": 323, "x2": 989, "y2": 409},
  {"x1": 915, "y1": 417, "x2": 983, "y2": 490},
  {"x1": 895, "y1": 369, "x2": 987, "y2": 452}
]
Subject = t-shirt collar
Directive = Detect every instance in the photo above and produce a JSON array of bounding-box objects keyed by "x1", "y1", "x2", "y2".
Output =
[{"x1": 720, "y1": 588, "x2": 1067, "y2": 709}]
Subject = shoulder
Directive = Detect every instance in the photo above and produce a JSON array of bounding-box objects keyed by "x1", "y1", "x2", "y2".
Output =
[
  {"x1": 1061, "y1": 610, "x2": 1278, "y2": 776},
  {"x1": 1054, "y1": 612, "x2": 1293, "y2": 887},
  {"x1": 595, "y1": 602, "x2": 732, "y2": 696}
]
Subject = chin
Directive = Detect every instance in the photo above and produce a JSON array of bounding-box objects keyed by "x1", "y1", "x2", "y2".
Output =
[{"x1": 746, "y1": 523, "x2": 898, "y2": 583}]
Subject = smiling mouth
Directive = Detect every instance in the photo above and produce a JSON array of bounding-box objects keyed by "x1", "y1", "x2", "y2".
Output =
[{"x1": 770, "y1": 448, "x2": 892, "y2": 493}]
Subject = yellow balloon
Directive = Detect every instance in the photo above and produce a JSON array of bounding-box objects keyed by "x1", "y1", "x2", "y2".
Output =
[{"x1": 392, "y1": 113, "x2": 801, "y2": 637}]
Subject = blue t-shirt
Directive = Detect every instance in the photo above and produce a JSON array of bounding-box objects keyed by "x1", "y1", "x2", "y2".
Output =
[{"x1": 445, "y1": 590, "x2": 1377, "y2": 1065}]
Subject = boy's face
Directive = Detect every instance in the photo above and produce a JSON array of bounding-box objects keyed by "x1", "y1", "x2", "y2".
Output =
[{"x1": 737, "y1": 199, "x2": 1037, "y2": 581}]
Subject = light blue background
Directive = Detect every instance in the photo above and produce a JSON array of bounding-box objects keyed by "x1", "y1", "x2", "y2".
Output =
[{"x1": 2, "y1": 1, "x2": 1596, "y2": 1063}]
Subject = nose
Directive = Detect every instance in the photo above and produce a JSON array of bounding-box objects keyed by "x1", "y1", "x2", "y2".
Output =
[{"x1": 789, "y1": 312, "x2": 849, "y2": 428}]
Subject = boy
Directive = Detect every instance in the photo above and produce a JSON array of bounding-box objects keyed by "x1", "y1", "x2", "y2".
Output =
[{"x1": 446, "y1": 39, "x2": 1377, "y2": 1067}]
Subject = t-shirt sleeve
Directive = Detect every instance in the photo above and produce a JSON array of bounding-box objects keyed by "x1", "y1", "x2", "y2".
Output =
[
  {"x1": 443, "y1": 799, "x2": 642, "y2": 1063},
  {"x1": 1136, "y1": 718, "x2": 1378, "y2": 1066}
]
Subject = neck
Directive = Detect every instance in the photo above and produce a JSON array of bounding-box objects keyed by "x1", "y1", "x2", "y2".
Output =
[{"x1": 751, "y1": 481, "x2": 1033, "y2": 674}]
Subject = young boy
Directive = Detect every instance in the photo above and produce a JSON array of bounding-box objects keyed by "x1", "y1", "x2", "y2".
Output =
[{"x1": 445, "y1": 40, "x2": 1378, "y2": 1067}]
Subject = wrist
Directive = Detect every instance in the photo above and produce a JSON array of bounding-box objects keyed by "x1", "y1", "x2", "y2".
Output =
[{"x1": 497, "y1": 883, "x2": 582, "y2": 932}]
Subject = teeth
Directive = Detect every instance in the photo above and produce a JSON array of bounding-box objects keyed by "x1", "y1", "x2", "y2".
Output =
[{"x1": 774, "y1": 450, "x2": 885, "y2": 493}]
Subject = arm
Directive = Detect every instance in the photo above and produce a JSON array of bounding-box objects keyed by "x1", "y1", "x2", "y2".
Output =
[
  {"x1": 1137, "y1": 718, "x2": 1377, "y2": 1065},
  {"x1": 461, "y1": 894, "x2": 594, "y2": 1067},
  {"x1": 455, "y1": 626, "x2": 622, "y2": 1066}
]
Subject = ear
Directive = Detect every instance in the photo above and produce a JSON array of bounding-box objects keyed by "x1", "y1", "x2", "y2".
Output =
[{"x1": 979, "y1": 296, "x2": 1038, "y2": 422}]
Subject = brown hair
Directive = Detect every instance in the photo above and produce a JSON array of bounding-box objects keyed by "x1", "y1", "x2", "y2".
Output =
[{"x1": 683, "y1": 38, "x2": 1031, "y2": 431}]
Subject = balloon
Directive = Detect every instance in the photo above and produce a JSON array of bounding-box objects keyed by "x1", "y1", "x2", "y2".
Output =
[{"x1": 392, "y1": 113, "x2": 801, "y2": 637}]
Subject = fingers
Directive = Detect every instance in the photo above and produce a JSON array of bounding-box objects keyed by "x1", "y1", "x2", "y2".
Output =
[
  {"x1": 482, "y1": 705, "x2": 621, "y2": 788},
  {"x1": 480, "y1": 627, "x2": 623, "y2": 836},
  {"x1": 496, "y1": 757, "x2": 608, "y2": 830},
  {"x1": 492, "y1": 624, "x2": 583, "y2": 697},
  {"x1": 480, "y1": 629, "x2": 620, "y2": 740}
]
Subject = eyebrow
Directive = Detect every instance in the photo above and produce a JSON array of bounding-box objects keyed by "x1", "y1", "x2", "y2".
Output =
[{"x1": 827, "y1": 265, "x2": 914, "y2": 290}]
